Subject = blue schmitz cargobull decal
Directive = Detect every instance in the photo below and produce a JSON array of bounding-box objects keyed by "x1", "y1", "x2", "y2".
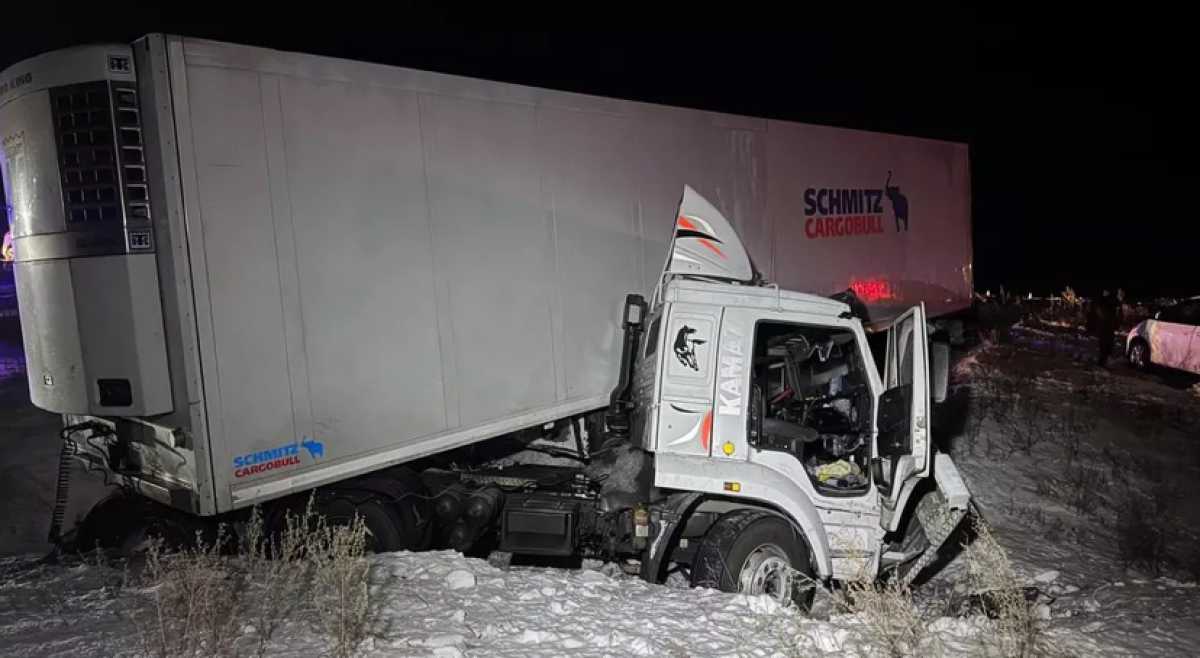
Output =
[{"x1": 233, "y1": 437, "x2": 325, "y2": 478}]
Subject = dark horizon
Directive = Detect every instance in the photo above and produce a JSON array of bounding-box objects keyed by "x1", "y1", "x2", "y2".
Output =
[{"x1": 3, "y1": 7, "x2": 1196, "y2": 300}]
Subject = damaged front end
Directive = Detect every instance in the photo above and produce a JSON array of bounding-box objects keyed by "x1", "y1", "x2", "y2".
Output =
[{"x1": 886, "y1": 452, "x2": 972, "y2": 585}]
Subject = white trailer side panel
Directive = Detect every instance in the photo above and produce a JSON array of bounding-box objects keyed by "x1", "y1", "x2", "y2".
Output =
[
  {"x1": 184, "y1": 65, "x2": 298, "y2": 492},
  {"x1": 419, "y1": 94, "x2": 557, "y2": 426},
  {"x1": 766, "y1": 121, "x2": 972, "y2": 319},
  {"x1": 279, "y1": 77, "x2": 448, "y2": 451},
  {"x1": 164, "y1": 37, "x2": 970, "y2": 511}
]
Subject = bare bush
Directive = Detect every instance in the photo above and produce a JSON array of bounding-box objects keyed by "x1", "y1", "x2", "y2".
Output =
[
  {"x1": 836, "y1": 574, "x2": 935, "y2": 657},
  {"x1": 307, "y1": 510, "x2": 371, "y2": 658},
  {"x1": 963, "y1": 518, "x2": 1046, "y2": 657},
  {"x1": 1057, "y1": 400, "x2": 1095, "y2": 465},
  {"x1": 988, "y1": 373, "x2": 1021, "y2": 423},
  {"x1": 128, "y1": 495, "x2": 373, "y2": 658},
  {"x1": 1062, "y1": 465, "x2": 1105, "y2": 517},
  {"x1": 132, "y1": 526, "x2": 246, "y2": 658},
  {"x1": 989, "y1": 397, "x2": 1053, "y2": 458},
  {"x1": 240, "y1": 505, "x2": 317, "y2": 656}
]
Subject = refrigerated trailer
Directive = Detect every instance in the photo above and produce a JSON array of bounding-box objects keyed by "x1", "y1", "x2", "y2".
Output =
[{"x1": 0, "y1": 35, "x2": 970, "y2": 602}]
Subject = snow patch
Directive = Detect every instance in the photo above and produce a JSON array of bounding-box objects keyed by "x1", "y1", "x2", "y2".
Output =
[
  {"x1": 444, "y1": 568, "x2": 476, "y2": 590},
  {"x1": 1033, "y1": 569, "x2": 1060, "y2": 584}
]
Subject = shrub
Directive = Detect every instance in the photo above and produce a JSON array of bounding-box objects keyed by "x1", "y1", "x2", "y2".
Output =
[
  {"x1": 836, "y1": 574, "x2": 933, "y2": 657},
  {"x1": 962, "y1": 518, "x2": 1046, "y2": 657},
  {"x1": 308, "y1": 511, "x2": 371, "y2": 658},
  {"x1": 128, "y1": 495, "x2": 372, "y2": 658},
  {"x1": 132, "y1": 526, "x2": 246, "y2": 657}
]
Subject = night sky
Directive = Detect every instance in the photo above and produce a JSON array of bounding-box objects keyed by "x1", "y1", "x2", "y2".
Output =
[{"x1": 3, "y1": 6, "x2": 1195, "y2": 299}]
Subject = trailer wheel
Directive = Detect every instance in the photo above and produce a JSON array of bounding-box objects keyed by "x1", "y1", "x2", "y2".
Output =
[
  {"x1": 690, "y1": 508, "x2": 815, "y2": 609},
  {"x1": 316, "y1": 495, "x2": 409, "y2": 554},
  {"x1": 367, "y1": 468, "x2": 435, "y2": 551},
  {"x1": 75, "y1": 492, "x2": 199, "y2": 555}
]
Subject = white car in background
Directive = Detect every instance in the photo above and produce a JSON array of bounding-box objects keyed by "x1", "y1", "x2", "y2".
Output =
[{"x1": 1126, "y1": 298, "x2": 1200, "y2": 375}]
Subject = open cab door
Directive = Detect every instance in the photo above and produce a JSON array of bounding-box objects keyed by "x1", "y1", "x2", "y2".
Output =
[
  {"x1": 873, "y1": 303, "x2": 969, "y2": 585},
  {"x1": 873, "y1": 303, "x2": 932, "y2": 530}
]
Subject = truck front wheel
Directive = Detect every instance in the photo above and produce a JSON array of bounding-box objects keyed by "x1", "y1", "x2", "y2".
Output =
[{"x1": 690, "y1": 509, "x2": 815, "y2": 609}]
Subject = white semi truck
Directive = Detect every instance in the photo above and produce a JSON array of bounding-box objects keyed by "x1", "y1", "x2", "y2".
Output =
[{"x1": 0, "y1": 35, "x2": 971, "y2": 604}]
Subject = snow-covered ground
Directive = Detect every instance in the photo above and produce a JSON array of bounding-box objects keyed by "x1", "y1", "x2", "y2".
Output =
[
  {"x1": 1, "y1": 547, "x2": 1111, "y2": 658},
  {"x1": 1, "y1": 317, "x2": 1198, "y2": 656},
  {"x1": 937, "y1": 331, "x2": 1200, "y2": 655}
]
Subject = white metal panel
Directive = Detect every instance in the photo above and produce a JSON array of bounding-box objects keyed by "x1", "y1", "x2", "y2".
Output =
[
  {"x1": 278, "y1": 75, "x2": 447, "y2": 452},
  {"x1": 258, "y1": 75, "x2": 313, "y2": 451},
  {"x1": 137, "y1": 34, "x2": 206, "y2": 412},
  {"x1": 654, "y1": 451, "x2": 835, "y2": 578},
  {"x1": 186, "y1": 66, "x2": 295, "y2": 482},
  {"x1": 70, "y1": 254, "x2": 172, "y2": 414},
  {"x1": 656, "y1": 303, "x2": 720, "y2": 457},
  {"x1": 710, "y1": 307, "x2": 753, "y2": 462},
  {"x1": 663, "y1": 185, "x2": 755, "y2": 284},
  {"x1": 766, "y1": 122, "x2": 972, "y2": 319},
  {"x1": 13, "y1": 259, "x2": 86, "y2": 410},
  {"x1": 420, "y1": 94, "x2": 558, "y2": 426},
  {"x1": 177, "y1": 35, "x2": 970, "y2": 323},
  {"x1": 166, "y1": 35, "x2": 220, "y2": 513},
  {"x1": 623, "y1": 114, "x2": 730, "y2": 296},
  {"x1": 536, "y1": 106, "x2": 641, "y2": 402}
]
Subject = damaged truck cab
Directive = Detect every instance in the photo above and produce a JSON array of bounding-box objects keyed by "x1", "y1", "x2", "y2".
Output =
[{"x1": 624, "y1": 188, "x2": 971, "y2": 599}]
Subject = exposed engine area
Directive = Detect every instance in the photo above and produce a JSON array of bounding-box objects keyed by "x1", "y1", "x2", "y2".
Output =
[{"x1": 750, "y1": 323, "x2": 873, "y2": 491}]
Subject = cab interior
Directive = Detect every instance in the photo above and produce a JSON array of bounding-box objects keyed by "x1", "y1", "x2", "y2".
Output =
[{"x1": 749, "y1": 321, "x2": 873, "y2": 495}]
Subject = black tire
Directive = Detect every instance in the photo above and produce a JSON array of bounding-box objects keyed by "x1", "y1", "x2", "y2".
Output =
[
  {"x1": 315, "y1": 494, "x2": 409, "y2": 554},
  {"x1": 371, "y1": 468, "x2": 435, "y2": 551},
  {"x1": 1127, "y1": 338, "x2": 1150, "y2": 371},
  {"x1": 75, "y1": 492, "x2": 200, "y2": 555},
  {"x1": 326, "y1": 468, "x2": 434, "y2": 553},
  {"x1": 690, "y1": 508, "x2": 815, "y2": 609}
]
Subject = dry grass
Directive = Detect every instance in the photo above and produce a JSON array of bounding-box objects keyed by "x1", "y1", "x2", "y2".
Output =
[
  {"x1": 836, "y1": 575, "x2": 936, "y2": 657},
  {"x1": 128, "y1": 495, "x2": 371, "y2": 658},
  {"x1": 962, "y1": 517, "x2": 1047, "y2": 657},
  {"x1": 308, "y1": 511, "x2": 371, "y2": 658},
  {"x1": 133, "y1": 525, "x2": 245, "y2": 657}
]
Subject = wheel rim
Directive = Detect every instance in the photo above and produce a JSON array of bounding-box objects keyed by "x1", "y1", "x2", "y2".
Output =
[
  {"x1": 1130, "y1": 343, "x2": 1146, "y2": 368},
  {"x1": 737, "y1": 543, "x2": 793, "y2": 602}
]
